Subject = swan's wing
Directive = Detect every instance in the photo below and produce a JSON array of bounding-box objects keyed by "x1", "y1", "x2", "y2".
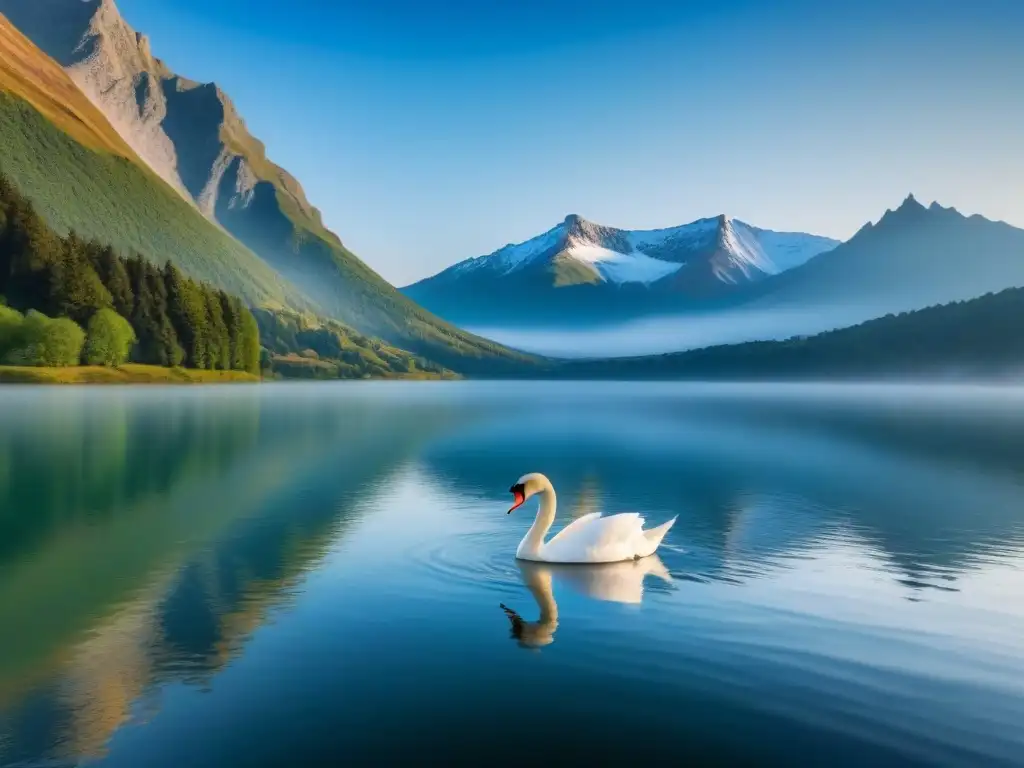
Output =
[
  {"x1": 545, "y1": 511, "x2": 603, "y2": 547},
  {"x1": 543, "y1": 512, "x2": 646, "y2": 563}
]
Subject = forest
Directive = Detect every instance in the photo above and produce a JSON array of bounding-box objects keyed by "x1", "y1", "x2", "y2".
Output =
[{"x1": 0, "y1": 172, "x2": 260, "y2": 373}]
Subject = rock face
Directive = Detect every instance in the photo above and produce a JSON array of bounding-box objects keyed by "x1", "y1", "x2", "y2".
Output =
[
  {"x1": 0, "y1": 0, "x2": 333, "y2": 237},
  {"x1": 0, "y1": 0, "x2": 186, "y2": 194}
]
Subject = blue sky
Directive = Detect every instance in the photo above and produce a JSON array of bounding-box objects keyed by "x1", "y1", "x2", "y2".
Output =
[{"x1": 118, "y1": 0, "x2": 1024, "y2": 285}]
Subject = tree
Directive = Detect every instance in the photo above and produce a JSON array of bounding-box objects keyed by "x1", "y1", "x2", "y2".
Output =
[
  {"x1": 240, "y1": 310, "x2": 261, "y2": 374},
  {"x1": 3, "y1": 310, "x2": 85, "y2": 367},
  {"x1": 259, "y1": 347, "x2": 273, "y2": 378},
  {"x1": 127, "y1": 255, "x2": 181, "y2": 366},
  {"x1": 164, "y1": 262, "x2": 208, "y2": 368},
  {"x1": 0, "y1": 304, "x2": 25, "y2": 358},
  {"x1": 83, "y1": 308, "x2": 137, "y2": 367},
  {"x1": 205, "y1": 289, "x2": 231, "y2": 370},
  {"x1": 145, "y1": 263, "x2": 182, "y2": 366},
  {"x1": 45, "y1": 243, "x2": 112, "y2": 324},
  {"x1": 4, "y1": 193, "x2": 62, "y2": 311},
  {"x1": 94, "y1": 245, "x2": 133, "y2": 317},
  {"x1": 220, "y1": 292, "x2": 245, "y2": 371}
]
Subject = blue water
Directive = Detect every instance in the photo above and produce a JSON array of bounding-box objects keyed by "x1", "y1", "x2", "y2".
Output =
[{"x1": 1, "y1": 382, "x2": 1023, "y2": 767}]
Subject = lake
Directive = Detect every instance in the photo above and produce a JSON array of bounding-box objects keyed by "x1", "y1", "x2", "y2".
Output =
[{"x1": 1, "y1": 382, "x2": 1023, "y2": 767}]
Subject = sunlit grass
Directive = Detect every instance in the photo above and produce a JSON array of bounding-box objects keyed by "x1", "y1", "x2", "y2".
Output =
[{"x1": 0, "y1": 364, "x2": 260, "y2": 385}]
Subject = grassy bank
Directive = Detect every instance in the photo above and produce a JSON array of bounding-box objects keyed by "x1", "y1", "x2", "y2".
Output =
[{"x1": 0, "y1": 364, "x2": 260, "y2": 385}]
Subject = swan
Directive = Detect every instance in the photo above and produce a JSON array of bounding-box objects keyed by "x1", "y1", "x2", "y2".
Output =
[
  {"x1": 500, "y1": 556, "x2": 672, "y2": 648},
  {"x1": 506, "y1": 472, "x2": 677, "y2": 563}
]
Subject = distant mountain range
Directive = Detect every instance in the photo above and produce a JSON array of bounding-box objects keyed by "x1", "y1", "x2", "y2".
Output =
[
  {"x1": 405, "y1": 194, "x2": 1024, "y2": 339},
  {"x1": 0, "y1": 0, "x2": 532, "y2": 374},
  {"x1": 746, "y1": 194, "x2": 1024, "y2": 318},
  {"x1": 403, "y1": 213, "x2": 838, "y2": 326}
]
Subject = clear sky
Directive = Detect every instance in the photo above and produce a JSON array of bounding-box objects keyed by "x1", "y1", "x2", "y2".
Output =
[{"x1": 117, "y1": 0, "x2": 1024, "y2": 285}]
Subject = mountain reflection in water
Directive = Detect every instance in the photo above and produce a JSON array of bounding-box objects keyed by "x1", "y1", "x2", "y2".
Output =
[{"x1": 0, "y1": 382, "x2": 1022, "y2": 767}]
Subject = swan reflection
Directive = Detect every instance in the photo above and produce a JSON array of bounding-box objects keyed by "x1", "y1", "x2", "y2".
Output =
[{"x1": 500, "y1": 555, "x2": 672, "y2": 648}]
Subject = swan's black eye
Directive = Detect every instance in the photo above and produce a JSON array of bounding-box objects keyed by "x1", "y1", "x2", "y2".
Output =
[{"x1": 510, "y1": 483, "x2": 524, "y2": 495}]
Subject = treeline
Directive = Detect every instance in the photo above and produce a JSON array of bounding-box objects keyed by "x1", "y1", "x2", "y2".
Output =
[
  {"x1": 557, "y1": 287, "x2": 1024, "y2": 380},
  {"x1": 0, "y1": 172, "x2": 259, "y2": 371}
]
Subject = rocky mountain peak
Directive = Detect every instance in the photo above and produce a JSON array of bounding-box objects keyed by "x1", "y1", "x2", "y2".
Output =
[{"x1": 0, "y1": 0, "x2": 331, "y2": 239}]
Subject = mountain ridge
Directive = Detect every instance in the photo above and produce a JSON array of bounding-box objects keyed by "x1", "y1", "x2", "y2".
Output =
[
  {"x1": 745, "y1": 193, "x2": 1024, "y2": 318},
  {"x1": 402, "y1": 213, "x2": 838, "y2": 327}
]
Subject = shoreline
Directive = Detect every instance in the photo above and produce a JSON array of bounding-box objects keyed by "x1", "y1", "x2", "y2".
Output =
[{"x1": 0, "y1": 365, "x2": 261, "y2": 385}]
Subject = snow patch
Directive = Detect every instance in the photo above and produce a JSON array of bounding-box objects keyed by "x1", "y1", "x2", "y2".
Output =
[
  {"x1": 453, "y1": 223, "x2": 566, "y2": 276},
  {"x1": 753, "y1": 228, "x2": 838, "y2": 272},
  {"x1": 717, "y1": 219, "x2": 776, "y2": 281},
  {"x1": 626, "y1": 217, "x2": 719, "y2": 250},
  {"x1": 566, "y1": 243, "x2": 683, "y2": 284}
]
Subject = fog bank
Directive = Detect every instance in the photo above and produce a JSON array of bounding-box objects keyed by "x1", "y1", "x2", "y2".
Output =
[{"x1": 468, "y1": 306, "x2": 878, "y2": 358}]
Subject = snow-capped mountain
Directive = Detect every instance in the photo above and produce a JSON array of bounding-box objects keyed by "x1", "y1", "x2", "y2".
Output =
[{"x1": 402, "y1": 214, "x2": 839, "y2": 327}]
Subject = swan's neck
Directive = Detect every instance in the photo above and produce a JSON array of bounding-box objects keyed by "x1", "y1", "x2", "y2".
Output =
[{"x1": 517, "y1": 487, "x2": 556, "y2": 560}]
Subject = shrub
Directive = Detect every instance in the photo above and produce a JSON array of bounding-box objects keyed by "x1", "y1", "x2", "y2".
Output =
[
  {"x1": 2, "y1": 310, "x2": 85, "y2": 367},
  {"x1": 83, "y1": 308, "x2": 137, "y2": 366}
]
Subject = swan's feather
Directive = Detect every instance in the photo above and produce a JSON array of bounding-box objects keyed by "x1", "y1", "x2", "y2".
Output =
[
  {"x1": 541, "y1": 512, "x2": 650, "y2": 564},
  {"x1": 545, "y1": 511, "x2": 602, "y2": 547}
]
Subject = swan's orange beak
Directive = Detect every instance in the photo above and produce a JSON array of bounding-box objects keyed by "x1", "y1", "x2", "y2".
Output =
[{"x1": 508, "y1": 484, "x2": 525, "y2": 514}]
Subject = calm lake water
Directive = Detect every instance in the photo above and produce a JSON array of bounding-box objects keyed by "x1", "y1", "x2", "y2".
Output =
[{"x1": 1, "y1": 382, "x2": 1024, "y2": 767}]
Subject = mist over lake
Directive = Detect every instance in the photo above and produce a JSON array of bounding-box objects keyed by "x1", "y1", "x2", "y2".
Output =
[
  {"x1": 2, "y1": 381, "x2": 1023, "y2": 767},
  {"x1": 468, "y1": 305, "x2": 880, "y2": 358}
]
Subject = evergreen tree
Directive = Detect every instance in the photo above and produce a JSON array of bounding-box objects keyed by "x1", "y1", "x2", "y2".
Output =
[
  {"x1": 45, "y1": 239, "x2": 112, "y2": 324},
  {"x1": 95, "y1": 245, "x2": 133, "y2": 317},
  {"x1": 205, "y1": 289, "x2": 231, "y2": 370},
  {"x1": 220, "y1": 291, "x2": 245, "y2": 370},
  {"x1": 240, "y1": 310, "x2": 261, "y2": 374},
  {"x1": 5, "y1": 193, "x2": 62, "y2": 311},
  {"x1": 164, "y1": 261, "x2": 207, "y2": 368},
  {"x1": 145, "y1": 263, "x2": 182, "y2": 366},
  {"x1": 127, "y1": 254, "x2": 164, "y2": 365}
]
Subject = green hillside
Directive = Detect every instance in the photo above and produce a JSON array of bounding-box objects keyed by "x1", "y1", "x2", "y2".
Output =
[{"x1": 0, "y1": 92, "x2": 306, "y2": 310}]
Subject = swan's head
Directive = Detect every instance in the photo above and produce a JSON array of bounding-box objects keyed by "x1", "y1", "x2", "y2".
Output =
[{"x1": 507, "y1": 472, "x2": 550, "y2": 514}]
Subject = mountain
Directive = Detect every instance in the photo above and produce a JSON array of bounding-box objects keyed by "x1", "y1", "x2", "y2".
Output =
[
  {"x1": 555, "y1": 285, "x2": 1024, "y2": 380},
  {"x1": 744, "y1": 194, "x2": 1024, "y2": 321},
  {"x1": 402, "y1": 213, "x2": 838, "y2": 327},
  {"x1": 0, "y1": 1, "x2": 534, "y2": 373},
  {"x1": 0, "y1": 11, "x2": 303, "y2": 310}
]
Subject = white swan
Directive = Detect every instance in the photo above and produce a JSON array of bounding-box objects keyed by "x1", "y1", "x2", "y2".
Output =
[{"x1": 506, "y1": 472, "x2": 677, "y2": 563}]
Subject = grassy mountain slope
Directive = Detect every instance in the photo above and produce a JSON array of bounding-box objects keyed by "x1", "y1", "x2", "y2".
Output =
[
  {"x1": 558, "y1": 287, "x2": 1024, "y2": 380},
  {"x1": 0, "y1": 15, "x2": 309, "y2": 310}
]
